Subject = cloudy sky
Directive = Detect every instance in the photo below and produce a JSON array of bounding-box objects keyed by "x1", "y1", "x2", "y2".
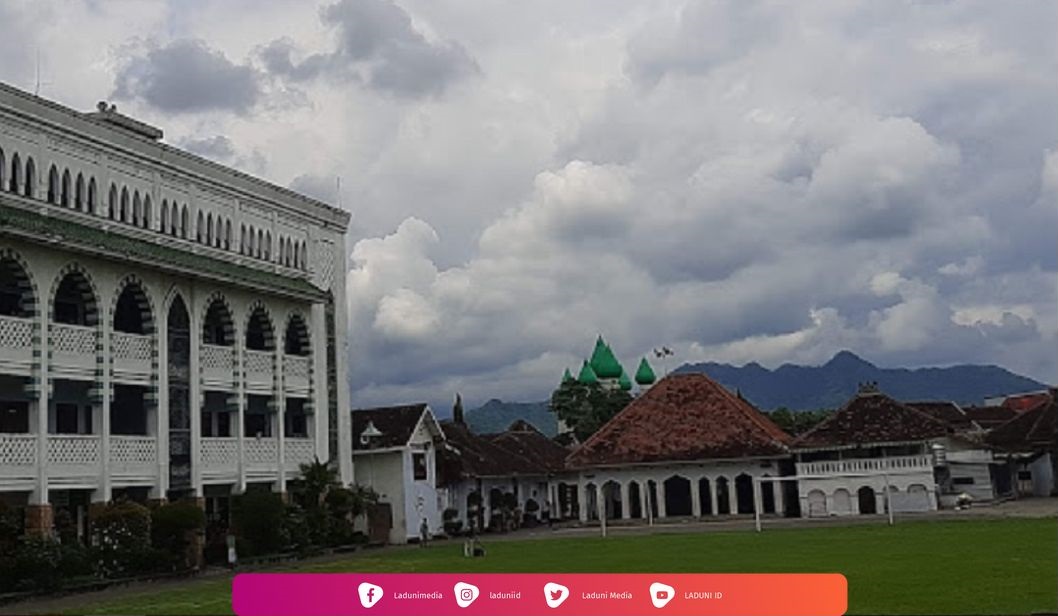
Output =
[{"x1": 3, "y1": 0, "x2": 1055, "y2": 410}]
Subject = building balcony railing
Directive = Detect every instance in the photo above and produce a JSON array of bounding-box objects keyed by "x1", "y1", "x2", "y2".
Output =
[
  {"x1": 284, "y1": 437, "x2": 316, "y2": 471},
  {"x1": 0, "y1": 315, "x2": 33, "y2": 375},
  {"x1": 796, "y1": 455, "x2": 932, "y2": 477},
  {"x1": 0, "y1": 433, "x2": 37, "y2": 479},
  {"x1": 47, "y1": 434, "x2": 101, "y2": 477},
  {"x1": 245, "y1": 437, "x2": 278, "y2": 473},
  {"x1": 202, "y1": 343, "x2": 235, "y2": 388},
  {"x1": 112, "y1": 332, "x2": 153, "y2": 382},
  {"x1": 245, "y1": 349, "x2": 274, "y2": 389},
  {"x1": 51, "y1": 323, "x2": 97, "y2": 372},
  {"x1": 283, "y1": 355, "x2": 311, "y2": 391},
  {"x1": 109, "y1": 435, "x2": 157, "y2": 476},
  {"x1": 201, "y1": 437, "x2": 239, "y2": 475}
]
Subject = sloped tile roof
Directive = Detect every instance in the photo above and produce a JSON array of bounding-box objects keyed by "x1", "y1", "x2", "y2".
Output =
[
  {"x1": 907, "y1": 401, "x2": 979, "y2": 432},
  {"x1": 437, "y1": 420, "x2": 570, "y2": 482},
  {"x1": 794, "y1": 390, "x2": 952, "y2": 449},
  {"x1": 988, "y1": 391, "x2": 1056, "y2": 452},
  {"x1": 566, "y1": 373, "x2": 791, "y2": 468},
  {"x1": 964, "y1": 405, "x2": 1019, "y2": 430},
  {"x1": 351, "y1": 404, "x2": 430, "y2": 451}
]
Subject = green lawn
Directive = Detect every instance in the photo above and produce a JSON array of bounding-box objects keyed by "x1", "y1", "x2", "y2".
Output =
[{"x1": 65, "y1": 518, "x2": 1056, "y2": 615}]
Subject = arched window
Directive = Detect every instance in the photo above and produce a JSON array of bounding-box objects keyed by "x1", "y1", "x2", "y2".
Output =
[
  {"x1": 108, "y1": 184, "x2": 118, "y2": 219},
  {"x1": 0, "y1": 147, "x2": 5, "y2": 190},
  {"x1": 47, "y1": 165, "x2": 59, "y2": 204},
  {"x1": 24, "y1": 157, "x2": 36, "y2": 198},
  {"x1": 224, "y1": 219, "x2": 232, "y2": 250},
  {"x1": 264, "y1": 231, "x2": 272, "y2": 260},
  {"x1": 203, "y1": 297, "x2": 234, "y2": 346},
  {"x1": 143, "y1": 195, "x2": 152, "y2": 229},
  {"x1": 87, "y1": 178, "x2": 97, "y2": 214},
  {"x1": 160, "y1": 200, "x2": 169, "y2": 234},
  {"x1": 196, "y1": 211, "x2": 204, "y2": 243},
  {"x1": 8, "y1": 152, "x2": 20, "y2": 193},
  {"x1": 61, "y1": 169, "x2": 71, "y2": 207},
  {"x1": 181, "y1": 205, "x2": 189, "y2": 239},
  {"x1": 278, "y1": 237, "x2": 286, "y2": 264},
  {"x1": 169, "y1": 201, "x2": 178, "y2": 236},
  {"x1": 256, "y1": 229, "x2": 264, "y2": 259},
  {"x1": 53, "y1": 268, "x2": 98, "y2": 326},
  {"x1": 113, "y1": 279, "x2": 153, "y2": 335},
  {"x1": 206, "y1": 213, "x2": 213, "y2": 246},
  {"x1": 284, "y1": 314, "x2": 310, "y2": 356},
  {"x1": 245, "y1": 305, "x2": 275, "y2": 351},
  {"x1": 120, "y1": 187, "x2": 130, "y2": 223},
  {"x1": 240, "y1": 225, "x2": 246, "y2": 254},
  {"x1": 0, "y1": 252, "x2": 35, "y2": 318},
  {"x1": 74, "y1": 173, "x2": 84, "y2": 210},
  {"x1": 132, "y1": 191, "x2": 142, "y2": 227}
]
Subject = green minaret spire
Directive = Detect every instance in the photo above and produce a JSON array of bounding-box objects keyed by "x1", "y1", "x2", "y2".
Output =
[{"x1": 634, "y1": 357, "x2": 656, "y2": 385}]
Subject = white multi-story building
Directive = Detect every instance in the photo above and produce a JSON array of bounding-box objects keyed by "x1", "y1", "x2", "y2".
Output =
[{"x1": 0, "y1": 83, "x2": 352, "y2": 537}]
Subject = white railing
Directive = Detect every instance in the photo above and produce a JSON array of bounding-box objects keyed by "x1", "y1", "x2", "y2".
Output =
[
  {"x1": 109, "y1": 436, "x2": 157, "y2": 473},
  {"x1": 245, "y1": 438, "x2": 278, "y2": 468},
  {"x1": 797, "y1": 455, "x2": 932, "y2": 477},
  {"x1": 201, "y1": 344, "x2": 235, "y2": 385},
  {"x1": 283, "y1": 355, "x2": 310, "y2": 389},
  {"x1": 112, "y1": 332, "x2": 153, "y2": 362},
  {"x1": 0, "y1": 434, "x2": 37, "y2": 474},
  {"x1": 201, "y1": 437, "x2": 239, "y2": 472},
  {"x1": 285, "y1": 438, "x2": 316, "y2": 470},
  {"x1": 0, "y1": 315, "x2": 33, "y2": 349},
  {"x1": 245, "y1": 349, "x2": 274, "y2": 385},
  {"x1": 52, "y1": 323, "x2": 96, "y2": 356},
  {"x1": 47, "y1": 434, "x2": 100, "y2": 469}
]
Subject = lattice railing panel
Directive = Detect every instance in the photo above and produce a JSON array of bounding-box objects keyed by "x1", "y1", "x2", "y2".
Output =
[
  {"x1": 0, "y1": 434, "x2": 37, "y2": 466},
  {"x1": 0, "y1": 315, "x2": 33, "y2": 349},
  {"x1": 201, "y1": 437, "x2": 239, "y2": 470},
  {"x1": 283, "y1": 355, "x2": 310, "y2": 383},
  {"x1": 113, "y1": 332, "x2": 153, "y2": 362},
  {"x1": 245, "y1": 438, "x2": 278, "y2": 465},
  {"x1": 109, "y1": 436, "x2": 156, "y2": 467},
  {"x1": 201, "y1": 344, "x2": 234, "y2": 370},
  {"x1": 285, "y1": 438, "x2": 316, "y2": 469},
  {"x1": 52, "y1": 324, "x2": 96, "y2": 355},
  {"x1": 47, "y1": 435, "x2": 100, "y2": 466},
  {"x1": 245, "y1": 350, "x2": 274, "y2": 380}
]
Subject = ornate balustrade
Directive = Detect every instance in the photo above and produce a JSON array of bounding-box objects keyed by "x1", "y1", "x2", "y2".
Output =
[{"x1": 796, "y1": 455, "x2": 932, "y2": 477}]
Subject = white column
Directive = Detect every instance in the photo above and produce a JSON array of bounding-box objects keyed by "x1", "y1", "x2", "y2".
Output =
[
  {"x1": 155, "y1": 306, "x2": 170, "y2": 498},
  {"x1": 639, "y1": 482, "x2": 649, "y2": 520},
  {"x1": 310, "y1": 303, "x2": 329, "y2": 468},
  {"x1": 235, "y1": 342, "x2": 247, "y2": 494},
  {"x1": 578, "y1": 482, "x2": 589, "y2": 523},
  {"x1": 619, "y1": 482, "x2": 631, "y2": 520},
  {"x1": 727, "y1": 480, "x2": 736, "y2": 515},
  {"x1": 189, "y1": 288, "x2": 203, "y2": 497},
  {"x1": 691, "y1": 479, "x2": 702, "y2": 518},
  {"x1": 33, "y1": 305, "x2": 50, "y2": 507},
  {"x1": 709, "y1": 479, "x2": 718, "y2": 515},
  {"x1": 275, "y1": 342, "x2": 286, "y2": 493},
  {"x1": 657, "y1": 478, "x2": 667, "y2": 518},
  {"x1": 99, "y1": 310, "x2": 112, "y2": 502}
]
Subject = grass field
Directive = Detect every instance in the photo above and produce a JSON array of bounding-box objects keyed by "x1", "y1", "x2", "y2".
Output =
[{"x1": 56, "y1": 518, "x2": 1057, "y2": 615}]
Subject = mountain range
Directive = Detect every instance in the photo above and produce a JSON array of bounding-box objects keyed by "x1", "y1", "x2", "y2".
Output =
[{"x1": 462, "y1": 351, "x2": 1048, "y2": 432}]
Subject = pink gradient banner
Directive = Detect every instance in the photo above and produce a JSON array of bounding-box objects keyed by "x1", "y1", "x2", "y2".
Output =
[{"x1": 232, "y1": 573, "x2": 846, "y2": 616}]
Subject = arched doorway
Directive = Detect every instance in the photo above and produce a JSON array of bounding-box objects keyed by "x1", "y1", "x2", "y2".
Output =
[
  {"x1": 583, "y1": 483, "x2": 598, "y2": 522},
  {"x1": 735, "y1": 473, "x2": 755, "y2": 514},
  {"x1": 627, "y1": 481, "x2": 642, "y2": 519},
  {"x1": 832, "y1": 489, "x2": 852, "y2": 515},
  {"x1": 807, "y1": 490, "x2": 826, "y2": 517},
  {"x1": 602, "y1": 480, "x2": 622, "y2": 520},
  {"x1": 663, "y1": 475, "x2": 692, "y2": 517},
  {"x1": 857, "y1": 486, "x2": 877, "y2": 514},
  {"x1": 715, "y1": 476, "x2": 731, "y2": 514},
  {"x1": 698, "y1": 478, "x2": 712, "y2": 516},
  {"x1": 761, "y1": 475, "x2": 776, "y2": 514},
  {"x1": 167, "y1": 295, "x2": 192, "y2": 496}
]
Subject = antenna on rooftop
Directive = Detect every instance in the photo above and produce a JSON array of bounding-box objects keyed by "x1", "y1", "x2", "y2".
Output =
[{"x1": 335, "y1": 176, "x2": 342, "y2": 210}]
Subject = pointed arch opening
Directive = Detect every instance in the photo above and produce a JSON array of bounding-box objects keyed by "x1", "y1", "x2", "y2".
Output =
[
  {"x1": 8, "y1": 152, "x2": 21, "y2": 193},
  {"x1": 245, "y1": 305, "x2": 275, "y2": 352},
  {"x1": 47, "y1": 165, "x2": 59, "y2": 204},
  {"x1": 53, "y1": 268, "x2": 98, "y2": 326},
  {"x1": 113, "y1": 279, "x2": 154, "y2": 335},
  {"x1": 24, "y1": 157, "x2": 35, "y2": 198},
  {"x1": 0, "y1": 252, "x2": 36, "y2": 318},
  {"x1": 87, "y1": 178, "x2": 97, "y2": 214},
  {"x1": 663, "y1": 475, "x2": 692, "y2": 517},
  {"x1": 202, "y1": 297, "x2": 234, "y2": 346},
  {"x1": 284, "y1": 314, "x2": 310, "y2": 356}
]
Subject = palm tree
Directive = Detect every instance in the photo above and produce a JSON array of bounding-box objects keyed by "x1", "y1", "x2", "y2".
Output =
[{"x1": 299, "y1": 457, "x2": 340, "y2": 509}]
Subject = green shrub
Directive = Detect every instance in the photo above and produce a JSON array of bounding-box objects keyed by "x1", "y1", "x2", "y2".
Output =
[
  {"x1": 231, "y1": 490, "x2": 287, "y2": 556},
  {"x1": 8, "y1": 537, "x2": 64, "y2": 592},
  {"x1": 89, "y1": 500, "x2": 156, "y2": 577},
  {"x1": 150, "y1": 501, "x2": 206, "y2": 571}
]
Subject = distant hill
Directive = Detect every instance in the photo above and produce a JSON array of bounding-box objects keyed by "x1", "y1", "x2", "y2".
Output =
[
  {"x1": 674, "y1": 350, "x2": 1048, "y2": 411},
  {"x1": 465, "y1": 399, "x2": 557, "y2": 436}
]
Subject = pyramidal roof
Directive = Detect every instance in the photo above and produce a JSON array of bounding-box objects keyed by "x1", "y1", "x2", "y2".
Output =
[
  {"x1": 618, "y1": 369, "x2": 633, "y2": 391},
  {"x1": 577, "y1": 360, "x2": 599, "y2": 385},
  {"x1": 562, "y1": 368, "x2": 574, "y2": 383},
  {"x1": 793, "y1": 388, "x2": 952, "y2": 450},
  {"x1": 634, "y1": 357, "x2": 656, "y2": 385},
  {"x1": 589, "y1": 336, "x2": 623, "y2": 379},
  {"x1": 567, "y1": 372, "x2": 791, "y2": 467}
]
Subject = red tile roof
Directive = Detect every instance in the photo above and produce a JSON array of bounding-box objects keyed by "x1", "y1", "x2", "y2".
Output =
[
  {"x1": 437, "y1": 420, "x2": 571, "y2": 483},
  {"x1": 964, "y1": 405, "x2": 1018, "y2": 430},
  {"x1": 566, "y1": 373, "x2": 791, "y2": 468},
  {"x1": 906, "y1": 401, "x2": 980, "y2": 432},
  {"x1": 988, "y1": 391, "x2": 1056, "y2": 452},
  {"x1": 1001, "y1": 391, "x2": 1052, "y2": 413},
  {"x1": 794, "y1": 390, "x2": 952, "y2": 449}
]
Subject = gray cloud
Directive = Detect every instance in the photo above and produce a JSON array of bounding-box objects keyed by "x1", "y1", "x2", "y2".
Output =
[
  {"x1": 113, "y1": 39, "x2": 261, "y2": 113},
  {"x1": 179, "y1": 135, "x2": 236, "y2": 160},
  {"x1": 260, "y1": 0, "x2": 478, "y2": 97}
]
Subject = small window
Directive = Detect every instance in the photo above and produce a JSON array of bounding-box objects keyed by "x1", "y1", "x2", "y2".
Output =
[{"x1": 413, "y1": 452, "x2": 428, "y2": 481}]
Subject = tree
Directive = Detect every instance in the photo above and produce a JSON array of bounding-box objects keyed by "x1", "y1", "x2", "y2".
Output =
[
  {"x1": 766, "y1": 407, "x2": 834, "y2": 436},
  {"x1": 297, "y1": 458, "x2": 341, "y2": 509},
  {"x1": 550, "y1": 379, "x2": 632, "y2": 441}
]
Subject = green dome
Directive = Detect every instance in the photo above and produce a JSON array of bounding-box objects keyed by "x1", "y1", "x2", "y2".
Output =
[
  {"x1": 562, "y1": 368, "x2": 574, "y2": 383},
  {"x1": 577, "y1": 360, "x2": 598, "y2": 385},
  {"x1": 589, "y1": 336, "x2": 623, "y2": 379},
  {"x1": 634, "y1": 357, "x2": 656, "y2": 385},
  {"x1": 618, "y1": 370, "x2": 633, "y2": 391}
]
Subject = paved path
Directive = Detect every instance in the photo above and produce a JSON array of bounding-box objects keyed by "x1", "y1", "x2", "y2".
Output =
[{"x1": 4, "y1": 496, "x2": 1054, "y2": 615}]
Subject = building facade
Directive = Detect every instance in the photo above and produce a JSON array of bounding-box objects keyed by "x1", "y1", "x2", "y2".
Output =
[{"x1": 0, "y1": 84, "x2": 352, "y2": 537}]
